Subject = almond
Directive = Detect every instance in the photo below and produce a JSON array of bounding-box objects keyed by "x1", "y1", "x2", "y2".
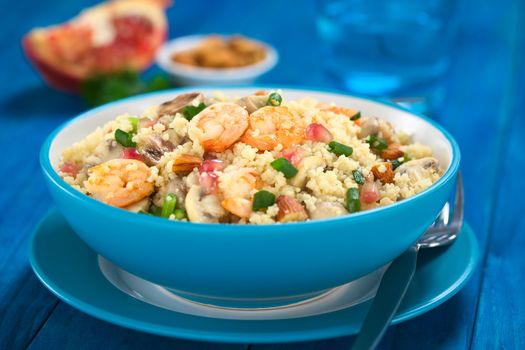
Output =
[
  {"x1": 275, "y1": 195, "x2": 308, "y2": 222},
  {"x1": 371, "y1": 162, "x2": 395, "y2": 184},
  {"x1": 172, "y1": 154, "x2": 202, "y2": 174},
  {"x1": 381, "y1": 143, "x2": 404, "y2": 160}
]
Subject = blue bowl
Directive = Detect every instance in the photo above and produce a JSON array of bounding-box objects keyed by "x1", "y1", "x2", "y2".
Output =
[{"x1": 40, "y1": 86, "x2": 460, "y2": 307}]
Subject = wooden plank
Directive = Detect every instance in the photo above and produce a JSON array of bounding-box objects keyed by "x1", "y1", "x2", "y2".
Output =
[
  {"x1": 26, "y1": 302, "x2": 248, "y2": 350},
  {"x1": 0, "y1": 0, "x2": 520, "y2": 349},
  {"x1": 470, "y1": 5, "x2": 525, "y2": 347}
]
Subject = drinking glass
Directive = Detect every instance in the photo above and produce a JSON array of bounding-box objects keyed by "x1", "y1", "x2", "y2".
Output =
[{"x1": 317, "y1": 0, "x2": 459, "y2": 108}]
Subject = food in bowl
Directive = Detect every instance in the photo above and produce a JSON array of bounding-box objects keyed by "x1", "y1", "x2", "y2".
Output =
[
  {"x1": 171, "y1": 35, "x2": 267, "y2": 68},
  {"x1": 58, "y1": 91, "x2": 444, "y2": 224},
  {"x1": 43, "y1": 87, "x2": 459, "y2": 303}
]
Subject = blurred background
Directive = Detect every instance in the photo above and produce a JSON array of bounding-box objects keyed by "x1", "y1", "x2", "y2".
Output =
[{"x1": 1, "y1": 0, "x2": 524, "y2": 349}]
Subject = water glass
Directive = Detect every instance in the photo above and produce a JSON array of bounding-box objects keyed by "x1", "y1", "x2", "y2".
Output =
[{"x1": 317, "y1": 0, "x2": 459, "y2": 101}]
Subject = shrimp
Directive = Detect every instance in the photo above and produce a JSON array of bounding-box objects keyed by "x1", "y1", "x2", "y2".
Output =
[
  {"x1": 219, "y1": 168, "x2": 259, "y2": 218},
  {"x1": 240, "y1": 106, "x2": 306, "y2": 151},
  {"x1": 321, "y1": 105, "x2": 358, "y2": 118},
  {"x1": 188, "y1": 102, "x2": 249, "y2": 152},
  {"x1": 84, "y1": 159, "x2": 154, "y2": 208}
]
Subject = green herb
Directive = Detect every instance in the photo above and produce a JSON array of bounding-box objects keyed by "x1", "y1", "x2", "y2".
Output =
[
  {"x1": 350, "y1": 111, "x2": 361, "y2": 121},
  {"x1": 328, "y1": 141, "x2": 353, "y2": 156},
  {"x1": 149, "y1": 205, "x2": 162, "y2": 216},
  {"x1": 267, "y1": 92, "x2": 282, "y2": 106},
  {"x1": 115, "y1": 129, "x2": 136, "y2": 147},
  {"x1": 270, "y1": 157, "x2": 298, "y2": 178},
  {"x1": 80, "y1": 70, "x2": 172, "y2": 106},
  {"x1": 182, "y1": 103, "x2": 207, "y2": 121},
  {"x1": 173, "y1": 209, "x2": 187, "y2": 220},
  {"x1": 346, "y1": 188, "x2": 361, "y2": 213},
  {"x1": 138, "y1": 210, "x2": 152, "y2": 215},
  {"x1": 252, "y1": 190, "x2": 276, "y2": 210},
  {"x1": 390, "y1": 159, "x2": 403, "y2": 170},
  {"x1": 129, "y1": 117, "x2": 139, "y2": 133},
  {"x1": 391, "y1": 154, "x2": 412, "y2": 170},
  {"x1": 366, "y1": 135, "x2": 388, "y2": 152},
  {"x1": 161, "y1": 193, "x2": 177, "y2": 218},
  {"x1": 146, "y1": 74, "x2": 171, "y2": 91},
  {"x1": 352, "y1": 169, "x2": 365, "y2": 185}
]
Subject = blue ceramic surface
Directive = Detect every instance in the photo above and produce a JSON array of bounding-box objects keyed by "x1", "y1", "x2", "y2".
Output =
[
  {"x1": 39, "y1": 86, "x2": 460, "y2": 303},
  {"x1": 29, "y1": 209, "x2": 478, "y2": 343}
]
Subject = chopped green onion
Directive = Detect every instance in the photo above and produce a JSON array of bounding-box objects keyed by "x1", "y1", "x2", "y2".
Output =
[
  {"x1": 346, "y1": 188, "x2": 361, "y2": 213},
  {"x1": 182, "y1": 103, "x2": 207, "y2": 120},
  {"x1": 352, "y1": 169, "x2": 365, "y2": 185},
  {"x1": 161, "y1": 193, "x2": 177, "y2": 218},
  {"x1": 267, "y1": 92, "x2": 282, "y2": 106},
  {"x1": 366, "y1": 135, "x2": 388, "y2": 152},
  {"x1": 138, "y1": 210, "x2": 152, "y2": 215},
  {"x1": 173, "y1": 209, "x2": 187, "y2": 220},
  {"x1": 350, "y1": 111, "x2": 361, "y2": 121},
  {"x1": 115, "y1": 129, "x2": 136, "y2": 147},
  {"x1": 253, "y1": 190, "x2": 276, "y2": 210},
  {"x1": 270, "y1": 157, "x2": 298, "y2": 178},
  {"x1": 390, "y1": 159, "x2": 403, "y2": 170},
  {"x1": 328, "y1": 141, "x2": 353, "y2": 156},
  {"x1": 129, "y1": 117, "x2": 139, "y2": 133},
  {"x1": 391, "y1": 154, "x2": 412, "y2": 170},
  {"x1": 149, "y1": 205, "x2": 162, "y2": 216}
]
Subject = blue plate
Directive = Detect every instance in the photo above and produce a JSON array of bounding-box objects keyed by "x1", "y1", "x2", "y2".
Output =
[{"x1": 29, "y1": 209, "x2": 478, "y2": 344}]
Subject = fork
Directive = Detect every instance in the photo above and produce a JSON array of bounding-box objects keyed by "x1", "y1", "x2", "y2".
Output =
[{"x1": 351, "y1": 172, "x2": 464, "y2": 350}]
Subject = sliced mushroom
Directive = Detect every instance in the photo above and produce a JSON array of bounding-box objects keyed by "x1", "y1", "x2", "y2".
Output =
[
  {"x1": 290, "y1": 155, "x2": 324, "y2": 188},
  {"x1": 236, "y1": 95, "x2": 268, "y2": 114},
  {"x1": 185, "y1": 185, "x2": 227, "y2": 223},
  {"x1": 138, "y1": 135, "x2": 175, "y2": 166},
  {"x1": 358, "y1": 117, "x2": 380, "y2": 139},
  {"x1": 158, "y1": 92, "x2": 204, "y2": 116},
  {"x1": 308, "y1": 201, "x2": 347, "y2": 220},
  {"x1": 123, "y1": 198, "x2": 151, "y2": 213},
  {"x1": 395, "y1": 157, "x2": 441, "y2": 179}
]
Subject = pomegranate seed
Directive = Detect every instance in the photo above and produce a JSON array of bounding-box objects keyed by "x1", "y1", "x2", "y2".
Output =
[
  {"x1": 60, "y1": 162, "x2": 80, "y2": 176},
  {"x1": 122, "y1": 148, "x2": 142, "y2": 160},
  {"x1": 199, "y1": 159, "x2": 225, "y2": 173},
  {"x1": 305, "y1": 123, "x2": 333, "y2": 143},
  {"x1": 139, "y1": 119, "x2": 157, "y2": 129},
  {"x1": 360, "y1": 181, "x2": 381, "y2": 204},
  {"x1": 281, "y1": 146, "x2": 304, "y2": 167}
]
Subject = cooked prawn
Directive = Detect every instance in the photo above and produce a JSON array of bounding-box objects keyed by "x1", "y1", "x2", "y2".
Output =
[
  {"x1": 84, "y1": 159, "x2": 154, "y2": 208},
  {"x1": 188, "y1": 102, "x2": 249, "y2": 152},
  {"x1": 320, "y1": 105, "x2": 357, "y2": 117},
  {"x1": 240, "y1": 106, "x2": 306, "y2": 151},
  {"x1": 219, "y1": 167, "x2": 259, "y2": 218}
]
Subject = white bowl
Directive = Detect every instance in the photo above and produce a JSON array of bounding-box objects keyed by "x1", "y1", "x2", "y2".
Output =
[{"x1": 156, "y1": 35, "x2": 278, "y2": 85}]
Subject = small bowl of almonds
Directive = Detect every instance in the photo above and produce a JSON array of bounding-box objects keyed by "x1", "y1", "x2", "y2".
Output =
[{"x1": 156, "y1": 34, "x2": 278, "y2": 85}]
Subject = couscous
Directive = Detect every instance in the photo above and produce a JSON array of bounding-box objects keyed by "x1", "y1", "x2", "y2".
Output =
[{"x1": 58, "y1": 91, "x2": 443, "y2": 224}]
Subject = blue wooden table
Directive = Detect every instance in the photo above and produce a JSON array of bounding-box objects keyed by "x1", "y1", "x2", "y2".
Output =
[{"x1": 1, "y1": 0, "x2": 524, "y2": 349}]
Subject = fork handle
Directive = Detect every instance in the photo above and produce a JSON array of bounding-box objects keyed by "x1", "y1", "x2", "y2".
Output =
[{"x1": 351, "y1": 246, "x2": 419, "y2": 350}]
